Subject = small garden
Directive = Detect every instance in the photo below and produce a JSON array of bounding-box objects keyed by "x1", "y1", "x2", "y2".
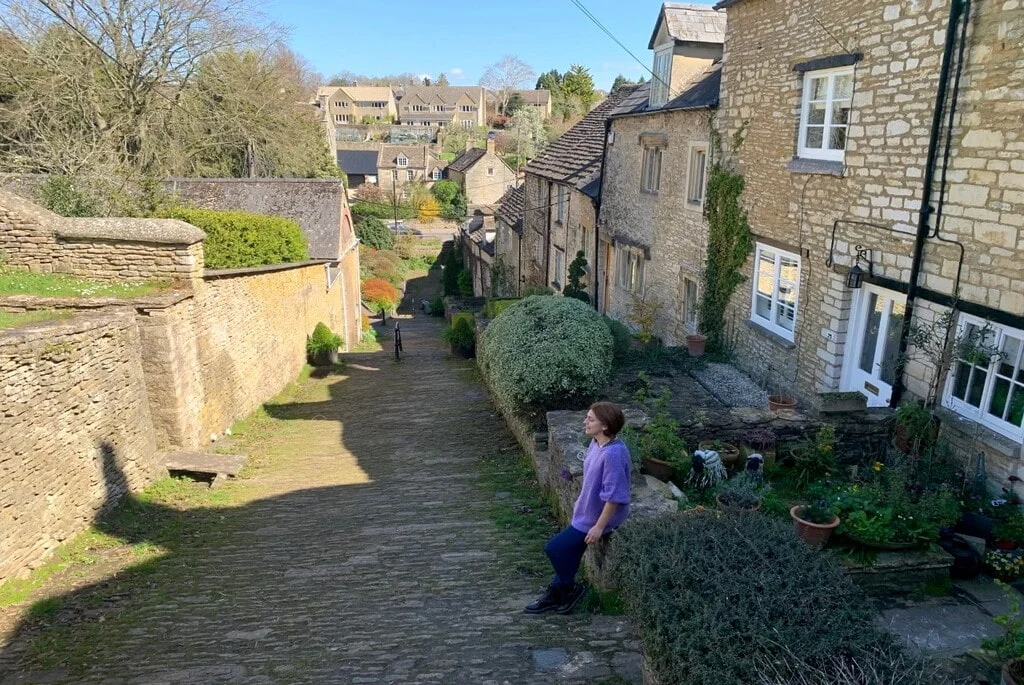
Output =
[{"x1": 0, "y1": 267, "x2": 171, "y2": 300}]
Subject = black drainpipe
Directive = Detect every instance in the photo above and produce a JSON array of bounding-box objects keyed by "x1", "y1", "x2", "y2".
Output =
[
  {"x1": 890, "y1": 0, "x2": 966, "y2": 407},
  {"x1": 594, "y1": 118, "x2": 613, "y2": 311}
]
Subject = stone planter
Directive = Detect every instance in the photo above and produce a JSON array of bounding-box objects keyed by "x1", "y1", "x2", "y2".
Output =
[
  {"x1": 685, "y1": 333, "x2": 706, "y2": 357},
  {"x1": 310, "y1": 349, "x2": 339, "y2": 367},
  {"x1": 642, "y1": 457, "x2": 674, "y2": 483},
  {"x1": 768, "y1": 395, "x2": 797, "y2": 412},
  {"x1": 818, "y1": 392, "x2": 867, "y2": 414},
  {"x1": 698, "y1": 441, "x2": 740, "y2": 468},
  {"x1": 791, "y1": 506, "x2": 841, "y2": 550}
]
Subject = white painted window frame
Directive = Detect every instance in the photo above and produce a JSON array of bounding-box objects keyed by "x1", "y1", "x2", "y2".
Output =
[
  {"x1": 556, "y1": 185, "x2": 567, "y2": 224},
  {"x1": 641, "y1": 145, "x2": 662, "y2": 194},
  {"x1": 797, "y1": 66, "x2": 854, "y2": 162},
  {"x1": 750, "y1": 243, "x2": 801, "y2": 341},
  {"x1": 685, "y1": 142, "x2": 708, "y2": 209},
  {"x1": 683, "y1": 278, "x2": 699, "y2": 333},
  {"x1": 943, "y1": 313, "x2": 1024, "y2": 443},
  {"x1": 616, "y1": 246, "x2": 645, "y2": 293},
  {"x1": 649, "y1": 45, "x2": 673, "y2": 107},
  {"x1": 396, "y1": 155, "x2": 409, "y2": 168}
]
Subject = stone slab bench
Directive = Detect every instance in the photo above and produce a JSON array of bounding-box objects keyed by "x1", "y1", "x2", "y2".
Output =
[
  {"x1": 165, "y1": 452, "x2": 248, "y2": 488},
  {"x1": 842, "y1": 544, "x2": 954, "y2": 597}
]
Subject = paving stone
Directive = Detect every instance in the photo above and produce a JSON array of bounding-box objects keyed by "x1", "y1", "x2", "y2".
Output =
[
  {"x1": 881, "y1": 603, "x2": 1002, "y2": 656},
  {"x1": 531, "y1": 648, "x2": 569, "y2": 672}
]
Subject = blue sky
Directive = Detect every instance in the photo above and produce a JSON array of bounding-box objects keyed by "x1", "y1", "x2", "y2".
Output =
[{"x1": 262, "y1": 0, "x2": 715, "y2": 91}]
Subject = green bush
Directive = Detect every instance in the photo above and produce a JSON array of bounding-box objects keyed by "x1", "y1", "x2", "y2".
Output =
[
  {"x1": 451, "y1": 312, "x2": 475, "y2": 330},
  {"x1": 351, "y1": 202, "x2": 414, "y2": 221},
  {"x1": 361, "y1": 248, "x2": 406, "y2": 286},
  {"x1": 158, "y1": 207, "x2": 308, "y2": 269},
  {"x1": 306, "y1": 322, "x2": 343, "y2": 358},
  {"x1": 484, "y1": 298, "x2": 520, "y2": 319},
  {"x1": 521, "y1": 285, "x2": 554, "y2": 296},
  {"x1": 457, "y1": 269, "x2": 474, "y2": 296},
  {"x1": 603, "y1": 316, "x2": 632, "y2": 361},
  {"x1": 355, "y1": 216, "x2": 395, "y2": 250},
  {"x1": 36, "y1": 175, "x2": 98, "y2": 217},
  {"x1": 614, "y1": 511, "x2": 901, "y2": 684},
  {"x1": 478, "y1": 296, "x2": 613, "y2": 411},
  {"x1": 442, "y1": 317, "x2": 476, "y2": 349},
  {"x1": 430, "y1": 297, "x2": 445, "y2": 316},
  {"x1": 442, "y1": 246, "x2": 463, "y2": 296}
]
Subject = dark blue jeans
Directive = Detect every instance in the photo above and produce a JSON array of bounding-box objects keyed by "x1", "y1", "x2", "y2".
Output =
[{"x1": 544, "y1": 525, "x2": 588, "y2": 589}]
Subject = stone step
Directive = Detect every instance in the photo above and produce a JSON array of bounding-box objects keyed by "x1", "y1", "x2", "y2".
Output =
[{"x1": 164, "y1": 451, "x2": 248, "y2": 480}]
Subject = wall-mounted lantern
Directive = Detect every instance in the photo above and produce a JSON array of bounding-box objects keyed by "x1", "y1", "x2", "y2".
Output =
[{"x1": 846, "y1": 245, "x2": 872, "y2": 289}]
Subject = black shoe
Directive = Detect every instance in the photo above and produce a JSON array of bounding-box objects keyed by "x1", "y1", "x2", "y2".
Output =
[
  {"x1": 524, "y1": 586, "x2": 563, "y2": 614},
  {"x1": 554, "y1": 583, "x2": 586, "y2": 614}
]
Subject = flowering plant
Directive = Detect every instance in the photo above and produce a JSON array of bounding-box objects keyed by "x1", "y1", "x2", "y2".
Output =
[
  {"x1": 985, "y1": 551, "x2": 1024, "y2": 581},
  {"x1": 832, "y1": 471, "x2": 961, "y2": 545}
]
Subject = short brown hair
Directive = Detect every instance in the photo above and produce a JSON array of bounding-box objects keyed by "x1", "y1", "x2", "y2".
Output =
[{"x1": 589, "y1": 401, "x2": 625, "y2": 438}]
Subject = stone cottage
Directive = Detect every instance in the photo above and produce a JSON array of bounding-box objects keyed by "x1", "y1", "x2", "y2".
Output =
[
  {"x1": 493, "y1": 185, "x2": 525, "y2": 297},
  {"x1": 712, "y1": 0, "x2": 1024, "y2": 478},
  {"x1": 446, "y1": 138, "x2": 518, "y2": 208}
]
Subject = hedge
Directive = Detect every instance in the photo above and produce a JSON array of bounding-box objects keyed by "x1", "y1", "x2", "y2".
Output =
[
  {"x1": 484, "y1": 298, "x2": 520, "y2": 319},
  {"x1": 159, "y1": 207, "x2": 308, "y2": 269},
  {"x1": 355, "y1": 216, "x2": 394, "y2": 250},
  {"x1": 603, "y1": 316, "x2": 632, "y2": 361},
  {"x1": 613, "y1": 511, "x2": 905, "y2": 684},
  {"x1": 478, "y1": 295, "x2": 613, "y2": 411}
]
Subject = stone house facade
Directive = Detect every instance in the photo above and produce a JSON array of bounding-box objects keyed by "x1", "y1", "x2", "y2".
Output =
[
  {"x1": 395, "y1": 86, "x2": 487, "y2": 129},
  {"x1": 446, "y1": 139, "x2": 518, "y2": 208},
  {"x1": 713, "y1": 0, "x2": 1024, "y2": 478},
  {"x1": 516, "y1": 88, "x2": 637, "y2": 301},
  {"x1": 320, "y1": 86, "x2": 397, "y2": 124},
  {"x1": 493, "y1": 185, "x2": 524, "y2": 297},
  {"x1": 377, "y1": 145, "x2": 446, "y2": 189}
]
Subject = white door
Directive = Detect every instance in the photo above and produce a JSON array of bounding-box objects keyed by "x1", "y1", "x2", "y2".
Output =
[{"x1": 841, "y1": 284, "x2": 907, "y2": 407}]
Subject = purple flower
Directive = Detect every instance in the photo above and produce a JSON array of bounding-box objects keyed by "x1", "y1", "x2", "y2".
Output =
[{"x1": 560, "y1": 468, "x2": 573, "y2": 482}]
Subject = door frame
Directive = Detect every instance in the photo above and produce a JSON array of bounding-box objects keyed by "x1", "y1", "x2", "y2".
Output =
[{"x1": 840, "y1": 283, "x2": 907, "y2": 407}]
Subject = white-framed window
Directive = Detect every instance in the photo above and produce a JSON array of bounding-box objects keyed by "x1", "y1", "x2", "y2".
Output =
[
  {"x1": 396, "y1": 154, "x2": 408, "y2": 168},
  {"x1": 750, "y1": 243, "x2": 801, "y2": 341},
  {"x1": 944, "y1": 315, "x2": 1024, "y2": 442},
  {"x1": 533, "y1": 237, "x2": 543, "y2": 265},
  {"x1": 616, "y1": 247, "x2": 645, "y2": 293},
  {"x1": 553, "y1": 247, "x2": 565, "y2": 288},
  {"x1": 683, "y1": 278, "x2": 699, "y2": 333},
  {"x1": 641, "y1": 146, "x2": 662, "y2": 194},
  {"x1": 412, "y1": 104, "x2": 428, "y2": 112},
  {"x1": 335, "y1": 101, "x2": 348, "y2": 108},
  {"x1": 462, "y1": 119, "x2": 473, "y2": 129},
  {"x1": 650, "y1": 47, "x2": 672, "y2": 107},
  {"x1": 406, "y1": 170, "x2": 414, "y2": 181},
  {"x1": 555, "y1": 185, "x2": 567, "y2": 224},
  {"x1": 432, "y1": 168, "x2": 442, "y2": 181},
  {"x1": 334, "y1": 114, "x2": 344, "y2": 122},
  {"x1": 487, "y1": 167, "x2": 494, "y2": 177},
  {"x1": 798, "y1": 67, "x2": 854, "y2": 161},
  {"x1": 686, "y1": 144, "x2": 708, "y2": 207},
  {"x1": 437, "y1": 121, "x2": 446, "y2": 128},
  {"x1": 392, "y1": 170, "x2": 398, "y2": 180},
  {"x1": 460, "y1": 104, "x2": 476, "y2": 112}
]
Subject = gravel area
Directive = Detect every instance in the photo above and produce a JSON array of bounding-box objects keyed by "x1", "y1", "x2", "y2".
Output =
[{"x1": 690, "y1": 362, "x2": 768, "y2": 408}]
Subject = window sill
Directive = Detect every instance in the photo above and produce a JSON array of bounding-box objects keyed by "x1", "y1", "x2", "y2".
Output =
[
  {"x1": 934, "y1": 406, "x2": 1022, "y2": 457},
  {"x1": 788, "y1": 158, "x2": 845, "y2": 176},
  {"x1": 684, "y1": 201, "x2": 704, "y2": 212},
  {"x1": 640, "y1": 189, "x2": 659, "y2": 196},
  {"x1": 744, "y1": 319, "x2": 796, "y2": 350}
]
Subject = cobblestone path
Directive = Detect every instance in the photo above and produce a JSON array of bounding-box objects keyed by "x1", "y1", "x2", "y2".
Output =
[{"x1": 0, "y1": 270, "x2": 641, "y2": 684}]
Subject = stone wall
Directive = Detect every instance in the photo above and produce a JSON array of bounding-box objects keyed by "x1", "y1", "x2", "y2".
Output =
[
  {"x1": 0, "y1": 188, "x2": 204, "y2": 282},
  {"x1": 137, "y1": 262, "x2": 346, "y2": 449},
  {"x1": 715, "y1": 0, "x2": 1024, "y2": 481},
  {"x1": 601, "y1": 108, "x2": 711, "y2": 344},
  {"x1": 0, "y1": 312, "x2": 160, "y2": 583}
]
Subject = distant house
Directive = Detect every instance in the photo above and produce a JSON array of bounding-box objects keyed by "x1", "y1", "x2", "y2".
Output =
[
  {"x1": 336, "y1": 150, "x2": 380, "y2": 189},
  {"x1": 318, "y1": 86, "x2": 398, "y2": 124},
  {"x1": 446, "y1": 139, "x2": 518, "y2": 207},
  {"x1": 377, "y1": 145, "x2": 446, "y2": 188},
  {"x1": 394, "y1": 86, "x2": 487, "y2": 129},
  {"x1": 487, "y1": 89, "x2": 553, "y2": 119}
]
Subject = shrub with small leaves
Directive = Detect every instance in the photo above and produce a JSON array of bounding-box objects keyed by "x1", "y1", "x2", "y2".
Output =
[
  {"x1": 362, "y1": 278, "x2": 401, "y2": 313},
  {"x1": 478, "y1": 295, "x2": 613, "y2": 411},
  {"x1": 603, "y1": 316, "x2": 632, "y2": 361},
  {"x1": 613, "y1": 511, "x2": 901, "y2": 684},
  {"x1": 457, "y1": 268, "x2": 474, "y2": 296},
  {"x1": 355, "y1": 216, "x2": 395, "y2": 251},
  {"x1": 158, "y1": 207, "x2": 308, "y2": 269},
  {"x1": 306, "y1": 322, "x2": 343, "y2": 358},
  {"x1": 361, "y1": 248, "x2": 407, "y2": 286}
]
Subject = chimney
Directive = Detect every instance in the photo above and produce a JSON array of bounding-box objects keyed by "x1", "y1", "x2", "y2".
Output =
[
  {"x1": 486, "y1": 137, "x2": 495, "y2": 155},
  {"x1": 318, "y1": 93, "x2": 328, "y2": 110}
]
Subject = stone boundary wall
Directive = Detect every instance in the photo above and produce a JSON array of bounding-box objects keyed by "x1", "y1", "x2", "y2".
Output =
[
  {"x1": 0, "y1": 312, "x2": 160, "y2": 583},
  {"x1": 0, "y1": 188, "x2": 204, "y2": 282}
]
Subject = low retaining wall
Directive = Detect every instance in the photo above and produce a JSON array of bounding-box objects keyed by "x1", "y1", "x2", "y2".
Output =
[{"x1": 0, "y1": 312, "x2": 161, "y2": 583}]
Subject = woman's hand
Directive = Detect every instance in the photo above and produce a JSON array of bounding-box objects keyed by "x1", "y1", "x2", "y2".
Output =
[{"x1": 585, "y1": 524, "x2": 605, "y2": 545}]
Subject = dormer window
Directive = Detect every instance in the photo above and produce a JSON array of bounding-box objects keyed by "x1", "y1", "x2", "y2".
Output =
[
  {"x1": 650, "y1": 47, "x2": 672, "y2": 107},
  {"x1": 396, "y1": 154, "x2": 408, "y2": 168}
]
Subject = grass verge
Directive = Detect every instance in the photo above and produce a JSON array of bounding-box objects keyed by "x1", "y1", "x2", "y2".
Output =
[
  {"x1": 0, "y1": 310, "x2": 71, "y2": 330},
  {"x1": 0, "y1": 268, "x2": 169, "y2": 299}
]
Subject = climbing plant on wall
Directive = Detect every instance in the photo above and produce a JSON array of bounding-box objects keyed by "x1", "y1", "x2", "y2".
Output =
[{"x1": 699, "y1": 123, "x2": 752, "y2": 354}]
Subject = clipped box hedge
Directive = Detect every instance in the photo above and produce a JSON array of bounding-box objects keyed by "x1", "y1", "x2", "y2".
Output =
[
  {"x1": 159, "y1": 207, "x2": 308, "y2": 270},
  {"x1": 450, "y1": 312, "x2": 475, "y2": 330},
  {"x1": 484, "y1": 298, "x2": 520, "y2": 319}
]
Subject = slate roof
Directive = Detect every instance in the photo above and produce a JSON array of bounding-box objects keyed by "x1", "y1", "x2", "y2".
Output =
[
  {"x1": 337, "y1": 86, "x2": 395, "y2": 102},
  {"x1": 336, "y1": 150, "x2": 379, "y2": 176},
  {"x1": 396, "y1": 86, "x2": 484, "y2": 105},
  {"x1": 448, "y1": 148, "x2": 487, "y2": 173},
  {"x1": 494, "y1": 185, "x2": 524, "y2": 234},
  {"x1": 525, "y1": 86, "x2": 638, "y2": 189},
  {"x1": 649, "y1": 3, "x2": 727, "y2": 49},
  {"x1": 378, "y1": 145, "x2": 429, "y2": 169},
  {"x1": 609, "y1": 64, "x2": 721, "y2": 118}
]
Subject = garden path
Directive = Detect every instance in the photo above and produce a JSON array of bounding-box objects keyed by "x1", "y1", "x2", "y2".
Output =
[{"x1": 0, "y1": 266, "x2": 641, "y2": 685}]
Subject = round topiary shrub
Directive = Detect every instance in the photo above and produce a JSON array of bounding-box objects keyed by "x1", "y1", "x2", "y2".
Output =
[
  {"x1": 602, "y1": 315, "x2": 632, "y2": 361},
  {"x1": 613, "y1": 511, "x2": 904, "y2": 684},
  {"x1": 479, "y1": 295, "x2": 613, "y2": 411},
  {"x1": 355, "y1": 216, "x2": 395, "y2": 251}
]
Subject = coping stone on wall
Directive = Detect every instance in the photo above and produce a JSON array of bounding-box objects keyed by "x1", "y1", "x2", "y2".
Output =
[{"x1": 58, "y1": 217, "x2": 204, "y2": 245}]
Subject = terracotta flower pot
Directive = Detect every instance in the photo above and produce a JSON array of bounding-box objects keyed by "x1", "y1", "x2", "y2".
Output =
[
  {"x1": 996, "y1": 539, "x2": 1019, "y2": 551},
  {"x1": 791, "y1": 506, "x2": 841, "y2": 550},
  {"x1": 642, "y1": 457, "x2": 674, "y2": 482},
  {"x1": 685, "y1": 334, "x2": 707, "y2": 357},
  {"x1": 716, "y1": 495, "x2": 762, "y2": 515},
  {"x1": 768, "y1": 395, "x2": 797, "y2": 412},
  {"x1": 698, "y1": 441, "x2": 741, "y2": 467}
]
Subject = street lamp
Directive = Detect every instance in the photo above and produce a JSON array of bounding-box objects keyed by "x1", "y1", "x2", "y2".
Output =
[{"x1": 847, "y1": 245, "x2": 871, "y2": 289}]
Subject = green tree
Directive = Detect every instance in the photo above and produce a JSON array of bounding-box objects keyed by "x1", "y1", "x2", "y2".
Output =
[
  {"x1": 436, "y1": 73, "x2": 450, "y2": 86},
  {"x1": 562, "y1": 64, "x2": 598, "y2": 113},
  {"x1": 508, "y1": 106, "x2": 547, "y2": 160},
  {"x1": 355, "y1": 216, "x2": 395, "y2": 250},
  {"x1": 536, "y1": 69, "x2": 562, "y2": 91},
  {"x1": 504, "y1": 92, "x2": 525, "y2": 116},
  {"x1": 563, "y1": 251, "x2": 590, "y2": 304},
  {"x1": 431, "y1": 180, "x2": 460, "y2": 206},
  {"x1": 423, "y1": 76, "x2": 432, "y2": 86},
  {"x1": 611, "y1": 74, "x2": 641, "y2": 94}
]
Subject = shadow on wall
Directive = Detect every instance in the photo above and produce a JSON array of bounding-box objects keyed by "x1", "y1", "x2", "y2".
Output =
[{"x1": 0, "y1": 279, "x2": 477, "y2": 682}]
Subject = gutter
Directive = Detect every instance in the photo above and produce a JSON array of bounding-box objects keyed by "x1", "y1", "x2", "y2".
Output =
[{"x1": 890, "y1": 0, "x2": 966, "y2": 407}]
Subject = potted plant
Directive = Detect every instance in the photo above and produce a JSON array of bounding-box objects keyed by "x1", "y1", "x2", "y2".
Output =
[
  {"x1": 715, "y1": 473, "x2": 767, "y2": 514},
  {"x1": 893, "y1": 400, "x2": 939, "y2": 456},
  {"x1": 980, "y1": 582, "x2": 1024, "y2": 684},
  {"x1": 817, "y1": 391, "x2": 868, "y2": 414},
  {"x1": 788, "y1": 424, "x2": 837, "y2": 489},
  {"x1": 791, "y1": 500, "x2": 841, "y2": 549},
  {"x1": 442, "y1": 317, "x2": 476, "y2": 358},
  {"x1": 698, "y1": 438, "x2": 741, "y2": 468},
  {"x1": 685, "y1": 333, "x2": 707, "y2": 357},
  {"x1": 994, "y1": 514, "x2": 1024, "y2": 551},
  {"x1": 768, "y1": 394, "x2": 797, "y2": 412},
  {"x1": 306, "y1": 322, "x2": 343, "y2": 367},
  {"x1": 741, "y1": 428, "x2": 777, "y2": 468},
  {"x1": 1005, "y1": 659, "x2": 1024, "y2": 685}
]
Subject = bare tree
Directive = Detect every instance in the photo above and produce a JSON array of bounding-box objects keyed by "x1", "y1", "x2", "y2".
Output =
[{"x1": 479, "y1": 55, "x2": 535, "y2": 116}]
